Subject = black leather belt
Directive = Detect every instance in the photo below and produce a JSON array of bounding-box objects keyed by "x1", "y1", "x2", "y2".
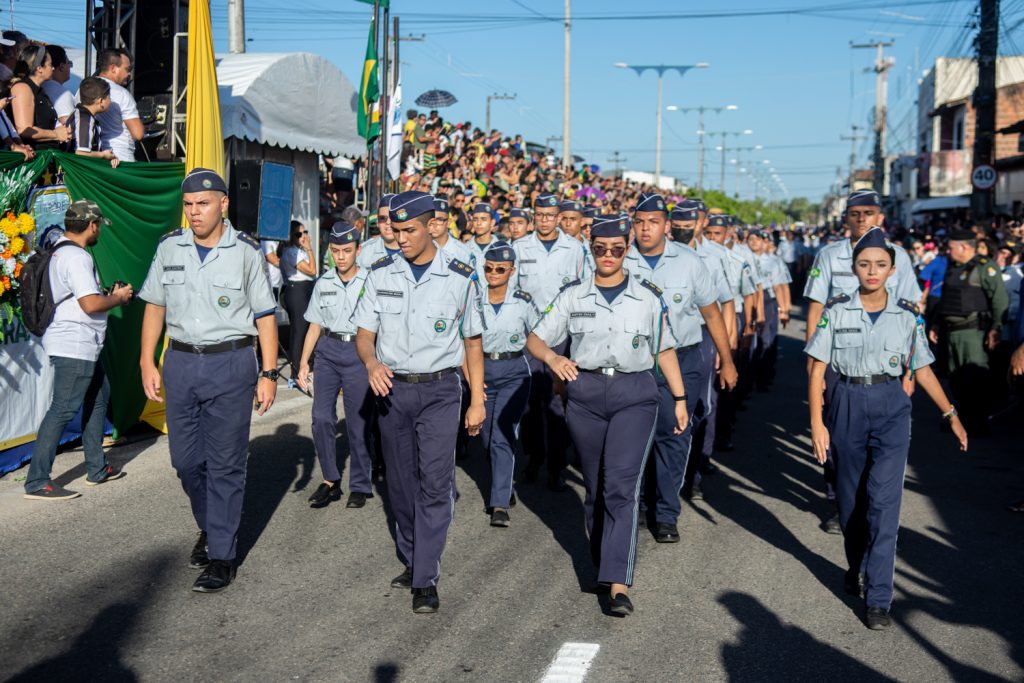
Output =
[
  {"x1": 324, "y1": 331, "x2": 356, "y2": 342},
  {"x1": 169, "y1": 336, "x2": 255, "y2": 355},
  {"x1": 677, "y1": 343, "x2": 700, "y2": 353},
  {"x1": 581, "y1": 367, "x2": 635, "y2": 376},
  {"x1": 486, "y1": 350, "x2": 524, "y2": 360},
  {"x1": 839, "y1": 374, "x2": 898, "y2": 385},
  {"x1": 392, "y1": 367, "x2": 457, "y2": 384}
]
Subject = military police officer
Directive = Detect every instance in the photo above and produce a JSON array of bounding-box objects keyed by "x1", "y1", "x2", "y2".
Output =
[{"x1": 139, "y1": 168, "x2": 279, "y2": 593}]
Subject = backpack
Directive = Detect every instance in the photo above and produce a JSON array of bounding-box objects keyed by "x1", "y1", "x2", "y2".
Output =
[{"x1": 17, "y1": 241, "x2": 79, "y2": 337}]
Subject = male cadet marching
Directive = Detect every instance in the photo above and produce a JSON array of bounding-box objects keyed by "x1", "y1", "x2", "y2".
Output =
[
  {"x1": 139, "y1": 168, "x2": 279, "y2": 593},
  {"x1": 507, "y1": 207, "x2": 531, "y2": 242},
  {"x1": 430, "y1": 196, "x2": 475, "y2": 266},
  {"x1": 627, "y1": 192, "x2": 737, "y2": 534},
  {"x1": 581, "y1": 205, "x2": 597, "y2": 241},
  {"x1": 514, "y1": 192, "x2": 586, "y2": 491},
  {"x1": 295, "y1": 222, "x2": 373, "y2": 509},
  {"x1": 559, "y1": 199, "x2": 593, "y2": 276},
  {"x1": 929, "y1": 228, "x2": 1008, "y2": 434},
  {"x1": 749, "y1": 230, "x2": 792, "y2": 390},
  {"x1": 477, "y1": 242, "x2": 539, "y2": 527},
  {"x1": 466, "y1": 202, "x2": 500, "y2": 273},
  {"x1": 803, "y1": 189, "x2": 922, "y2": 533},
  {"x1": 357, "y1": 193, "x2": 399, "y2": 268},
  {"x1": 352, "y1": 191, "x2": 486, "y2": 614}
]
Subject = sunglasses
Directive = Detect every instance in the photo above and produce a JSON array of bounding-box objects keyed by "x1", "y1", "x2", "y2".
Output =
[
  {"x1": 484, "y1": 264, "x2": 511, "y2": 274},
  {"x1": 591, "y1": 244, "x2": 626, "y2": 258},
  {"x1": 293, "y1": 230, "x2": 307, "y2": 236}
]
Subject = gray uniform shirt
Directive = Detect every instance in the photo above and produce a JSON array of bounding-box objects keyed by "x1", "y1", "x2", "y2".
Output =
[
  {"x1": 624, "y1": 241, "x2": 716, "y2": 347},
  {"x1": 356, "y1": 236, "x2": 399, "y2": 270},
  {"x1": 303, "y1": 267, "x2": 367, "y2": 334},
  {"x1": 694, "y1": 238, "x2": 736, "y2": 307},
  {"x1": 482, "y1": 288, "x2": 541, "y2": 354},
  {"x1": 351, "y1": 249, "x2": 485, "y2": 374},
  {"x1": 803, "y1": 238, "x2": 922, "y2": 304},
  {"x1": 724, "y1": 247, "x2": 757, "y2": 314},
  {"x1": 804, "y1": 292, "x2": 934, "y2": 377},
  {"x1": 758, "y1": 252, "x2": 792, "y2": 300},
  {"x1": 437, "y1": 237, "x2": 475, "y2": 270},
  {"x1": 513, "y1": 230, "x2": 587, "y2": 310},
  {"x1": 533, "y1": 274, "x2": 677, "y2": 372},
  {"x1": 139, "y1": 221, "x2": 276, "y2": 345}
]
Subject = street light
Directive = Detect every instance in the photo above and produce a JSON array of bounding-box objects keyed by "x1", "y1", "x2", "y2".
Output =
[
  {"x1": 733, "y1": 144, "x2": 763, "y2": 198},
  {"x1": 706, "y1": 129, "x2": 753, "y2": 192},
  {"x1": 665, "y1": 104, "x2": 737, "y2": 192},
  {"x1": 615, "y1": 62, "x2": 709, "y2": 188}
]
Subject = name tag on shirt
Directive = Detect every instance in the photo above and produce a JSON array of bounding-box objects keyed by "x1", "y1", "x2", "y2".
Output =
[
  {"x1": 570, "y1": 311, "x2": 596, "y2": 318},
  {"x1": 834, "y1": 271, "x2": 854, "y2": 277},
  {"x1": 835, "y1": 328, "x2": 860, "y2": 334},
  {"x1": 322, "y1": 291, "x2": 337, "y2": 296},
  {"x1": 377, "y1": 290, "x2": 403, "y2": 298},
  {"x1": 164, "y1": 265, "x2": 185, "y2": 271},
  {"x1": 520, "y1": 259, "x2": 537, "y2": 264}
]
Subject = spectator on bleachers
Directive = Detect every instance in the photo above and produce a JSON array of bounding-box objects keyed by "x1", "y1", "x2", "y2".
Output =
[
  {"x1": 0, "y1": 30, "x2": 28, "y2": 81},
  {"x1": 89, "y1": 47, "x2": 143, "y2": 162},
  {"x1": 0, "y1": 79, "x2": 36, "y2": 159},
  {"x1": 6, "y1": 44, "x2": 70, "y2": 150}
]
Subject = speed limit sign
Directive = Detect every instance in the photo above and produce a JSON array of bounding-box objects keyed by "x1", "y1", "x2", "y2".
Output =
[{"x1": 972, "y1": 164, "x2": 998, "y2": 190}]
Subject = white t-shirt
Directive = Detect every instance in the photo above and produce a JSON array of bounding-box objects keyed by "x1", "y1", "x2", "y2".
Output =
[
  {"x1": 260, "y1": 239, "x2": 283, "y2": 289},
  {"x1": 41, "y1": 80, "x2": 76, "y2": 121},
  {"x1": 280, "y1": 245, "x2": 315, "y2": 282},
  {"x1": 89, "y1": 77, "x2": 139, "y2": 162},
  {"x1": 42, "y1": 238, "x2": 107, "y2": 362}
]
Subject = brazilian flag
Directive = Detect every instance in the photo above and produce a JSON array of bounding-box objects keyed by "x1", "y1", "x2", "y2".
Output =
[{"x1": 357, "y1": 18, "x2": 381, "y2": 141}]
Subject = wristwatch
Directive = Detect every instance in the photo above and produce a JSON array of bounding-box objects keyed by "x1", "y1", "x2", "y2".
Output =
[
  {"x1": 260, "y1": 369, "x2": 280, "y2": 381},
  {"x1": 672, "y1": 394, "x2": 688, "y2": 402},
  {"x1": 942, "y1": 406, "x2": 957, "y2": 421}
]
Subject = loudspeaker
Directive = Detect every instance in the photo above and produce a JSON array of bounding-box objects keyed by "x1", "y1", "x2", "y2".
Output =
[
  {"x1": 229, "y1": 160, "x2": 295, "y2": 241},
  {"x1": 133, "y1": 0, "x2": 181, "y2": 98}
]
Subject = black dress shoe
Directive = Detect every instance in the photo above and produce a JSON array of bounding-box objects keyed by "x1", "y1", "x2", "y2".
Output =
[
  {"x1": 609, "y1": 592, "x2": 634, "y2": 616},
  {"x1": 412, "y1": 586, "x2": 439, "y2": 613},
  {"x1": 823, "y1": 513, "x2": 843, "y2": 535},
  {"x1": 372, "y1": 466, "x2": 386, "y2": 483},
  {"x1": 865, "y1": 606, "x2": 891, "y2": 630},
  {"x1": 509, "y1": 491, "x2": 517, "y2": 508},
  {"x1": 654, "y1": 522, "x2": 680, "y2": 543},
  {"x1": 191, "y1": 560, "x2": 235, "y2": 593},
  {"x1": 391, "y1": 567, "x2": 412, "y2": 589},
  {"x1": 490, "y1": 508, "x2": 510, "y2": 527},
  {"x1": 346, "y1": 491, "x2": 368, "y2": 508},
  {"x1": 690, "y1": 483, "x2": 705, "y2": 501},
  {"x1": 844, "y1": 570, "x2": 864, "y2": 597},
  {"x1": 189, "y1": 531, "x2": 209, "y2": 569},
  {"x1": 309, "y1": 482, "x2": 342, "y2": 508}
]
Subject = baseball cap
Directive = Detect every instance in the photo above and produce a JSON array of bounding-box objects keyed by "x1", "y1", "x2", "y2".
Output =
[{"x1": 65, "y1": 199, "x2": 111, "y2": 226}]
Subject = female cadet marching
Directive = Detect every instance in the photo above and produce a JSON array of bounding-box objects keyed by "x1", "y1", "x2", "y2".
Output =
[
  {"x1": 526, "y1": 214, "x2": 688, "y2": 617},
  {"x1": 476, "y1": 242, "x2": 539, "y2": 528},
  {"x1": 805, "y1": 228, "x2": 967, "y2": 630},
  {"x1": 296, "y1": 222, "x2": 374, "y2": 510}
]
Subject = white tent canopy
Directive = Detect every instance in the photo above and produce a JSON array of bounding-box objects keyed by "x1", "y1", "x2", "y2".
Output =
[{"x1": 216, "y1": 52, "x2": 362, "y2": 158}]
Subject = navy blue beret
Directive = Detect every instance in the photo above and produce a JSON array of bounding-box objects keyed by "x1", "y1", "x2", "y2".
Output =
[
  {"x1": 591, "y1": 214, "x2": 631, "y2": 238},
  {"x1": 433, "y1": 196, "x2": 449, "y2": 213},
  {"x1": 847, "y1": 189, "x2": 881, "y2": 208},
  {"x1": 534, "y1": 192, "x2": 558, "y2": 209},
  {"x1": 378, "y1": 193, "x2": 396, "y2": 211},
  {"x1": 389, "y1": 191, "x2": 435, "y2": 222},
  {"x1": 328, "y1": 221, "x2": 360, "y2": 245},
  {"x1": 181, "y1": 168, "x2": 227, "y2": 194},
  {"x1": 509, "y1": 208, "x2": 529, "y2": 220},
  {"x1": 634, "y1": 192, "x2": 667, "y2": 214},
  {"x1": 852, "y1": 227, "x2": 893, "y2": 254},
  {"x1": 559, "y1": 200, "x2": 581, "y2": 214},
  {"x1": 581, "y1": 205, "x2": 599, "y2": 218},
  {"x1": 484, "y1": 242, "x2": 516, "y2": 263}
]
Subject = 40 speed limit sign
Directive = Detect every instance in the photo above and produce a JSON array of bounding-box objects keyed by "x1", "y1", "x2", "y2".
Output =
[{"x1": 972, "y1": 164, "x2": 998, "y2": 191}]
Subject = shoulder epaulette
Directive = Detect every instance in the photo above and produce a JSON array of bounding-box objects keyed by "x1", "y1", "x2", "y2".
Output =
[
  {"x1": 236, "y1": 231, "x2": 260, "y2": 250},
  {"x1": 897, "y1": 298, "x2": 920, "y2": 316},
  {"x1": 371, "y1": 255, "x2": 394, "y2": 271},
  {"x1": 559, "y1": 278, "x2": 581, "y2": 293},
  {"x1": 448, "y1": 258, "x2": 474, "y2": 278},
  {"x1": 639, "y1": 279, "x2": 663, "y2": 297},
  {"x1": 513, "y1": 290, "x2": 532, "y2": 303},
  {"x1": 159, "y1": 228, "x2": 184, "y2": 243},
  {"x1": 978, "y1": 256, "x2": 989, "y2": 265},
  {"x1": 825, "y1": 293, "x2": 850, "y2": 308}
]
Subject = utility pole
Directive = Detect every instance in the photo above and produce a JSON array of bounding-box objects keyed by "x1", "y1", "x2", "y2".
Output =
[
  {"x1": 972, "y1": 0, "x2": 1000, "y2": 222},
  {"x1": 840, "y1": 124, "x2": 866, "y2": 192},
  {"x1": 707, "y1": 129, "x2": 752, "y2": 192},
  {"x1": 608, "y1": 151, "x2": 627, "y2": 173},
  {"x1": 378, "y1": 4, "x2": 390, "y2": 201},
  {"x1": 228, "y1": 0, "x2": 246, "y2": 54},
  {"x1": 851, "y1": 40, "x2": 895, "y2": 194},
  {"x1": 666, "y1": 104, "x2": 737, "y2": 192},
  {"x1": 485, "y1": 93, "x2": 516, "y2": 133},
  {"x1": 563, "y1": 0, "x2": 571, "y2": 171}
]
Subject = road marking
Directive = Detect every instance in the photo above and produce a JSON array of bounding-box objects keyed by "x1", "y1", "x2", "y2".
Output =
[{"x1": 540, "y1": 642, "x2": 600, "y2": 683}]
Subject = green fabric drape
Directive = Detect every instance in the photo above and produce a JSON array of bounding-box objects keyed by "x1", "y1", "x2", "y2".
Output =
[{"x1": 1, "y1": 150, "x2": 185, "y2": 432}]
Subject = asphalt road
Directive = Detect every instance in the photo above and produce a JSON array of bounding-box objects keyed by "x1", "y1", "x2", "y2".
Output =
[{"x1": 2, "y1": 314, "x2": 1022, "y2": 682}]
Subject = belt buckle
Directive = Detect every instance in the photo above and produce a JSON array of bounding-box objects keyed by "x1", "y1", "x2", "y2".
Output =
[
  {"x1": 600, "y1": 367, "x2": 616, "y2": 376},
  {"x1": 407, "y1": 374, "x2": 421, "y2": 384},
  {"x1": 192, "y1": 344, "x2": 205, "y2": 355},
  {"x1": 488, "y1": 352, "x2": 501, "y2": 360}
]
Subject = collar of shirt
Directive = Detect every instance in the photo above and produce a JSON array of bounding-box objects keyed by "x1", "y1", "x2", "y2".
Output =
[
  {"x1": 525, "y1": 229, "x2": 575, "y2": 252},
  {"x1": 173, "y1": 220, "x2": 241, "y2": 266},
  {"x1": 626, "y1": 241, "x2": 680, "y2": 271},
  {"x1": 575, "y1": 272, "x2": 646, "y2": 311},
  {"x1": 321, "y1": 267, "x2": 366, "y2": 289},
  {"x1": 843, "y1": 290, "x2": 904, "y2": 319},
  {"x1": 391, "y1": 247, "x2": 452, "y2": 285}
]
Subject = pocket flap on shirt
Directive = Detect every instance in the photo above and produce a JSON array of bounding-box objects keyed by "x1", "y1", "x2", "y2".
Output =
[
  {"x1": 428, "y1": 303, "x2": 458, "y2": 321},
  {"x1": 161, "y1": 270, "x2": 185, "y2": 285},
  {"x1": 211, "y1": 273, "x2": 242, "y2": 290}
]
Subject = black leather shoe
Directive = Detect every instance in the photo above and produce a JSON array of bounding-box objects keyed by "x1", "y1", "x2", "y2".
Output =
[
  {"x1": 844, "y1": 570, "x2": 864, "y2": 597},
  {"x1": 346, "y1": 491, "x2": 368, "y2": 508},
  {"x1": 609, "y1": 592, "x2": 634, "y2": 616},
  {"x1": 865, "y1": 606, "x2": 891, "y2": 630},
  {"x1": 587, "y1": 582, "x2": 611, "y2": 595},
  {"x1": 391, "y1": 567, "x2": 412, "y2": 589},
  {"x1": 412, "y1": 586, "x2": 439, "y2": 613},
  {"x1": 654, "y1": 522, "x2": 680, "y2": 543},
  {"x1": 690, "y1": 483, "x2": 705, "y2": 501},
  {"x1": 372, "y1": 466, "x2": 386, "y2": 483},
  {"x1": 189, "y1": 531, "x2": 209, "y2": 569},
  {"x1": 490, "y1": 508, "x2": 510, "y2": 527},
  {"x1": 509, "y1": 491, "x2": 517, "y2": 508},
  {"x1": 309, "y1": 482, "x2": 342, "y2": 508},
  {"x1": 823, "y1": 513, "x2": 843, "y2": 535},
  {"x1": 191, "y1": 560, "x2": 235, "y2": 593}
]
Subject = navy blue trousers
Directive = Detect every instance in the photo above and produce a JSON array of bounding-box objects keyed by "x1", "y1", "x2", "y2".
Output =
[
  {"x1": 479, "y1": 356, "x2": 531, "y2": 508},
  {"x1": 754, "y1": 298, "x2": 779, "y2": 389},
  {"x1": 164, "y1": 346, "x2": 257, "y2": 562},
  {"x1": 567, "y1": 371, "x2": 658, "y2": 586},
  {"x1": 829, "y1": 379, "x2": 911, "y2": 609},
  {"x1": 311, "y1": 336, "x2": 374, "y2": 493},
  {"x1": 684, "y1": 328, "x2": 717, "y2": 490},
  {"x1": 523, "y1": 340, "x2": 570, "y2": 477},
  {"x1": 376, "y1": 373, "x2": 461, "y2": 588},
  {"x1": 822, "y1": 365, "x2": 840, "y2": 500}
]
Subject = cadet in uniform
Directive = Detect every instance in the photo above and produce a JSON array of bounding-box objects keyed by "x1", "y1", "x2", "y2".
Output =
[
  {"x1": 357, "y1": 194, "x2": 400, "y2": 269},
  {"x1": 429, "y1": 196, "x2": 475, "y2": 266},
  {"x1": 296, "y1": 222, "x2": 373, "y2": 509},
  {"x1": 929, "y1": 229, "x2": 1009, "y2": 433},
  {"x1": 467, "y1": 202, "x2": 500, "y2": 275},
  {"x1": 581, "y1": 205, "x2": 597, "y2": 241},
  {"x1": 805, "y1": 228, "x2": 967, "y2": 629},
  {"x1": 527, "y1": 214, "x2": 688, "y2": 616},
  {"x1": 353, "y1": 191, "x2": 486, "y2": 614},
  {"x1": 514, "y1": 192, "x2": 586, "y2": 491},
  {"x1": 626, "y1": 193, "x2": 737, "y2": 540},
  {"x1": 507, "y1": 207, "x2": 531, "y2": 242},
  {"x1": 477, "y1": 242, "x2": 539, "y2": 527},
  {"x1": 750, "y1": 230, "x2": 792, "y2": 390},
  {"x1": 139, "y1": 168, "x2": 279, "y2": 593}
]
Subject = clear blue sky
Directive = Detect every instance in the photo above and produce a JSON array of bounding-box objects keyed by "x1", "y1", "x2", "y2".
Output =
[{"x1": 14, "y1": 0, "x2": 1024, "y2": 201}]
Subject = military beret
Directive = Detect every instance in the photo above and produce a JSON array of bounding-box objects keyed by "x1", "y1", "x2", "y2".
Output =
[
  {"x1": 181, "y1": 168, "x2": 227, "y2": 194},
  {"x1": 634, "y1": 192, "x2": 667, "y2": 214},
  {"x1": 433, "y1": 196, "x2": 449, "y2": 213},
  {"x1": 328, "y1": 221, "x2": 360, "y2": 245},
  {"x1": 559, "y1": 200, "x2": 582, "y2": 214},
  {"x1": 509, "y1": 208, "x2": 529, "y2": 220},
  {"x1": 534, "y1": 192, "x2": 559, "y2": 208},
  {"x1": 484, "y1": 242, "x2": 516, "y2": 263},
  {"x1": 471, "y1": 202, "x2": 493, "y2": 215},
  {"x1": 389, "y1": 191, "x2": 435, "y2": 222},
  {"x1": 591, "y1": 214, "x2": 630, "y2": 238},
  {"x1": 847, "y1": 189, "x2": 881, "y2": 208}
]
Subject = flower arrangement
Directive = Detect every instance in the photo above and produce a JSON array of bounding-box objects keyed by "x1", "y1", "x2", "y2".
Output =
[{"x1": 0, "y1": 166, "x2": 38, "y2": 329}]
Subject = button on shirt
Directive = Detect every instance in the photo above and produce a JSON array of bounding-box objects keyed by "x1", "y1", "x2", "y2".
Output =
[
  {"x1": 303, "y1": 268, "x2": 366, "y2": 334},
  {"x1": 351, "y1": 249, "x2": 485, "y2": 374},
  {"x1": 804, "y1": 292, "x2": 934, "y2": 377},
  {"x1": 138, "y1": 221, "x2": 277, "y2": 346},
  {"x1": 804, "y1": 238, "x2": 922, "y2": 304},
  {"x1": 513, "y1": 230, "x2": 587, "y2": 310},
  {"x1": 482, "y1": 289, "x2": 541, "y2": 353},
  {"x1": 43, "y1": 239, "x2": 106, "y2": 361},
  {"x1": 624, "y1": 242, "x2": 716, "y2": 347},
  {"x1": 532, "y1": 276, "x2": 677, "y2": 372}
]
